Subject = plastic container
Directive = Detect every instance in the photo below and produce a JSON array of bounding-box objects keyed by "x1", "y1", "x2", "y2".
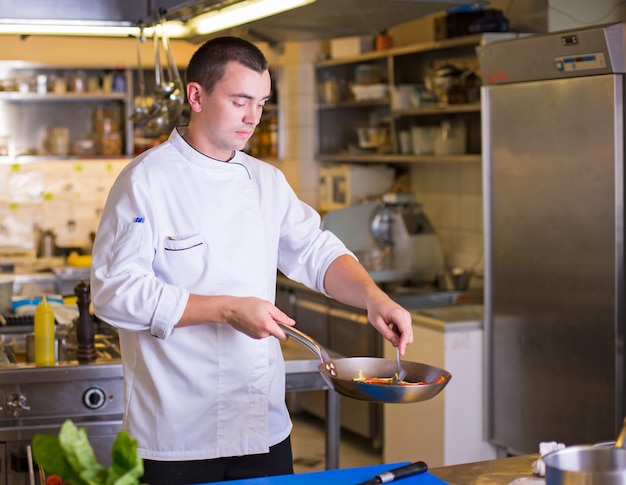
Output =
[
  {"x1": 34, "y1": 295, "x2": 56, "y2": 366},
  {"x1": 434, "y1": 120, "x2": 467, "y2": 155},
  {"x1": 351, "y1": 83, "x2": 387, "y2": 101},
  {"x1": 411, "y1": 126, "x2": 436, "y2": 155}
]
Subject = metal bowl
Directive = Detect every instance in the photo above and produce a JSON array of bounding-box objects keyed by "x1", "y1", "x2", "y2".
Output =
[{"x1": 544, "y1": 445, "x2": 626, "y2": 485}]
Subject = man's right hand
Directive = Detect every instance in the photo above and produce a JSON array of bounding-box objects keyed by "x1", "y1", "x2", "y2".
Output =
[{"x1": 178, "y1": 294, "x2": 295, "y2": 341}]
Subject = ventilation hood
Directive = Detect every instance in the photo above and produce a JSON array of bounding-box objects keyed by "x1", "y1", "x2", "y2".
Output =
[
  {"x1": 0, "y1": 0, "x2": 478, "y2": 43},
  {"x1": 167, "y1": 0, "x2": 477, "y2": 43}
]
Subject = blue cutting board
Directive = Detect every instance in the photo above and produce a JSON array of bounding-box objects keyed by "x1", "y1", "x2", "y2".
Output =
[{"x1": 209, "y1": 463, "x2": 448, "y2": 484}]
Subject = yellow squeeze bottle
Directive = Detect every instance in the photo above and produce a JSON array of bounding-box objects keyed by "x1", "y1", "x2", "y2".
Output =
[{"x1": 34, "y1": 295, "x2": 56, "y2": 366}]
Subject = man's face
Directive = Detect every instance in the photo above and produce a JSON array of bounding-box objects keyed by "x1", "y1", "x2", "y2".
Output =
[{"x1": 187, "y1": 61, "x2": 271, "y2": 161}]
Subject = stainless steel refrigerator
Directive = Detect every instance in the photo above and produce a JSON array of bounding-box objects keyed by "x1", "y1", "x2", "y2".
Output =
[{"x1": 477, "y1": 23, "x2": 626, "y2": 456}]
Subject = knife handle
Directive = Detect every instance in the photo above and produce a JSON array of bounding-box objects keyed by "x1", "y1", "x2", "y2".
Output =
[{"x1": 377, "y1": 461, "x2": 428, "y2": 483}]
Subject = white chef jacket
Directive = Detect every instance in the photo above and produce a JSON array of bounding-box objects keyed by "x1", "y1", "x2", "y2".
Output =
[{"x1": 90, "y1": 127, "x2": 352, "y2": 461}]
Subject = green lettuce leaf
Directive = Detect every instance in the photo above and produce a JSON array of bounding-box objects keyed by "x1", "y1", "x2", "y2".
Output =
[
  {"x1": 32, "y1": 420, "x2": 144, "y2": 485},
  {"x1": 31, "y1": 433, "x2": 89, "y2": 485}
]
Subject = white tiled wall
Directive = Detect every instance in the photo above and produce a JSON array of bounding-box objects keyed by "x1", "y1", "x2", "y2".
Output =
[
  {"x1": 276, "y1": 41, "x2": 319, "y2": 207},
  {"x1": 410, "y1": 163, "x2": 484, "y2": 277},
  {"x1": 0, "y1": 159, "x2": 129, "y2": 252}
]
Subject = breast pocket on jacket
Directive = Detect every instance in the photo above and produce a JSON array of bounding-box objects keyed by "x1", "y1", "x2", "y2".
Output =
[{"x1": 162, "y1": 234, "x2": 209, "y2": 287}]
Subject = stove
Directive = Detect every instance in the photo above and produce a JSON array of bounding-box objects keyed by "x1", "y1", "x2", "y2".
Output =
[{"x1": 0, "y1": 359, "x2": 123, "y2": 485}]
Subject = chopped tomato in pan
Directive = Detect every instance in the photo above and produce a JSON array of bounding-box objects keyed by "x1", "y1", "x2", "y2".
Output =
[{"x1": 353, "y1": 375, "x2": 446, "y2": 386}]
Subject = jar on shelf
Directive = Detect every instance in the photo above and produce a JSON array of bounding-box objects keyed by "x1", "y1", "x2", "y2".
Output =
[
  {"x1": 93, "y1": 106, "x2": 122, "y2": 155},
  {"x1": 52, "y1": 74, "x2": 68, "y2": 94},
  {"x1": 47, "y1": 126, "x2": 70, "y2": 156},
  {"x1": 101, "y1": 131, "x2": 122, "y2": 155},
  {"x1": 36, "y1": 74, "x2": 48, "y2": 94},
  {"x1": 112, "y1": 71, "x2": 126, "y2": 93},
  {"x1": 70, "y1": 71, "x2": 87, "y2": 93}
]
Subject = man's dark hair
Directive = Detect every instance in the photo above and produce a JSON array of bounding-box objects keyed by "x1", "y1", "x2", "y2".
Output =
[{"x1": 185, "y1": 36, "x2": 269, "y2": 93}]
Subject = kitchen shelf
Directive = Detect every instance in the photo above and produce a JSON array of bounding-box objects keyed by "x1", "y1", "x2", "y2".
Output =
[
  {"x1": 392, "y1": 102, "x2": 480, "y2": 117},
  {"x1": 318, "y1": 152, "x2": 481, "y2": 164},
  {"x1": 316, "y1": 33, "x2": 501, "y2": 68},
  {"x1": 318, "y1": 99, "x2": 390, "y2": 110}
]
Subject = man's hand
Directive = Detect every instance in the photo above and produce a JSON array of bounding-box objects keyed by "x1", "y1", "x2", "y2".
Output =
[
  {"x1": 365, "y1": 293, "x2": 413, "y2": 355},
  {"x1": 224, "y1": 296, "x2": 295, "y2": 341},
  {"x1": 178, "y1": 294, "x2": 295, "y2": 341},
  {"x1": 323, "y1": 254, "x2": 414, "y2": 354}
]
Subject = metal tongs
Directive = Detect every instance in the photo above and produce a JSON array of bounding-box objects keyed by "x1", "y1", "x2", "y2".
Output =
[
  {"x1": 391, "y1": 325, "x2": 407, "y2": 384},
  {"x1": 393, "y1": 347, "x2": 407, "y2": 384}
]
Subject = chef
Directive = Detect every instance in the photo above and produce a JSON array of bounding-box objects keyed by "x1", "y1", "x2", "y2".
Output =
[{"x1": 90, "y1": 35, "x2": 413, "y2": 484}]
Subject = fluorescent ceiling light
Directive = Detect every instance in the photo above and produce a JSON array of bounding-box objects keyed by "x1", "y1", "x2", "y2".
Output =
[
  {"x1": 0, "y1": 19, "x2": 188, "y2": 38},
  {"x1": 146, "y1": 22, "x2": 188, "y2": 39},
  {"x1": 190, "y1": 0, "x2": 316, "y2": 36},
  {"x1": 0, "y1": 20, "x2": 140, "y2": 37}
]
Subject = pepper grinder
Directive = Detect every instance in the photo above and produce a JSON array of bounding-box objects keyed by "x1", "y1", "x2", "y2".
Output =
[{"x1": 75, "y1": 279, "x2": 96, "y2": 362}]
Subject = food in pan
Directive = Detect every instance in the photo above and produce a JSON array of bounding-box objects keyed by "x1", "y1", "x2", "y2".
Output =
[{"x1": 353, "y1": 374, "x2": 447, "y2": 386}]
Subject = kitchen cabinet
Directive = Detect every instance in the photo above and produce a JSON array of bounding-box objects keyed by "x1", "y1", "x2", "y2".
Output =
[
  {"x1": 276, "y1": 276, "x2": 383, "y2": 447},
  {"x1": 314, "y1": 33, "x2": 514, "y2": 166},
  {"x1": 291, "y1": 302, "x2": 383, "y2": 447},
  {"x1": 0, "y1": 62, "x2": 134, "y2": 159},
  {"x1": 328, "y1": 302, "x2": 382, "y2": 447},
  {"x1": 383, "y1": 304, "x2": 496, "y2": 467}
]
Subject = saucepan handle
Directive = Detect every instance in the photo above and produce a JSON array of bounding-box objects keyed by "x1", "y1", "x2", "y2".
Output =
[
  {"x1": 279, "y1": 324, "x2": 331, "y2": 364},
  {"x1": 616, "y1": 416, "x2": 626, "y2": 448}
]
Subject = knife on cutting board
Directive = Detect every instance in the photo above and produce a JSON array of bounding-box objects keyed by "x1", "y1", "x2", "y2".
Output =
[{"x1": 356, "y1": 461, "x2": 428, "y2": 485}]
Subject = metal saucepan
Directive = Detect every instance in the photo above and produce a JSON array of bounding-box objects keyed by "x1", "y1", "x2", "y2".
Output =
[
  {"x1": 544, "y1": 417, "x2": 626, "y2": 485},
  {"x1": 280, "y1": 324, "x2": 451, "y2": 403}
]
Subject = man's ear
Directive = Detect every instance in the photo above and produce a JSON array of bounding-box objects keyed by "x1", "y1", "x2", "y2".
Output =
[{"x1": 186, "y1": 82, "x2": 203, "y2": 112}]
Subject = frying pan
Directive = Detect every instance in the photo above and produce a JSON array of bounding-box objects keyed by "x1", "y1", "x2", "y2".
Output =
[{"x1": 281, "y1": 324, "x2": 451, "y2": 403}]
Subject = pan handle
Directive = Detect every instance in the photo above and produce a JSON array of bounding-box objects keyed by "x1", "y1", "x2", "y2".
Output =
[
  {"x1": 616, "y1": 416, "x2": 626, "y2": 448},
  {"x1": 279, "y1": 324, "x2": 331, "y2": 363}
]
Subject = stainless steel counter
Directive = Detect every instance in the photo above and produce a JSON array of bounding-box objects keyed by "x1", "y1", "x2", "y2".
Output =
[
  {"x1": 0, "y1": 340, "x2": 341, "y2": 470},
  {"x1": 431, "y1": 454, "x2": 540, "y2": 485}
]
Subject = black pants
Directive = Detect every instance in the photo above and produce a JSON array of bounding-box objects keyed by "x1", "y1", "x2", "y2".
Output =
[{"x1": 140, "y1": 436, "x2": 293, "y2": 485}]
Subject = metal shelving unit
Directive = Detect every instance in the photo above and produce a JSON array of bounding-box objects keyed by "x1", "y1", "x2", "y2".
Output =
[
  {"x1": 0, "y1": 63, "x2": 134, "y2": 160},
  {"x1": 314, "y1": 34, "x2": 514, "y2": 167}
]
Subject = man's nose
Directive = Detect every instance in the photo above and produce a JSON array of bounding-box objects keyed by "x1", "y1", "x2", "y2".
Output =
[{"x1": 244, "y1": 105, "x2": 262, "y2": 125}]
